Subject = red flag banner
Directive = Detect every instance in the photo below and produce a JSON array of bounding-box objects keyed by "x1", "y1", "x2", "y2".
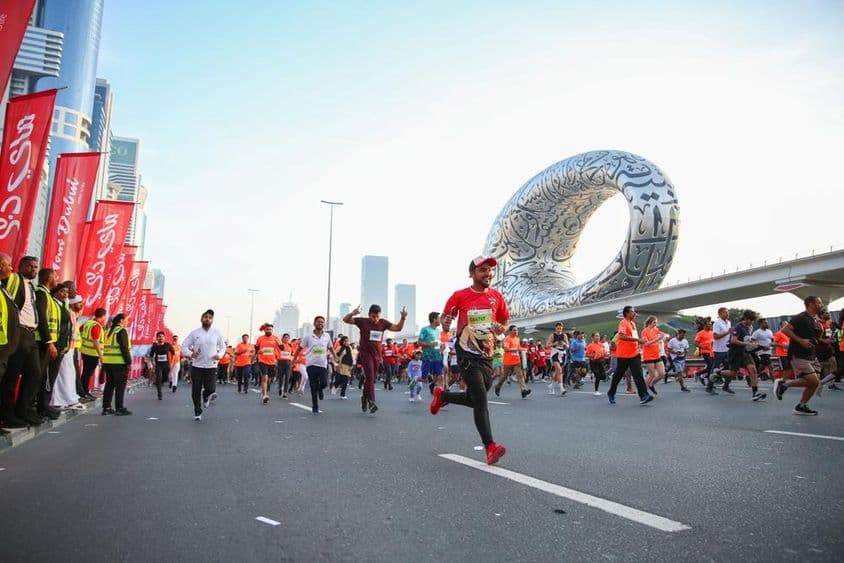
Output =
[
  {"x1": 42, "y1": 152, "x2": 100, "y2": 280},
  {"x1": 103, "y1": 241, "x2": 132, "y2": 317},
  {"x1": 0, "y1": 0, "x2": 37, "y2": 91},
  {"x1": 0, "y1": 89, "x2": 57, "y2": 259},
  {"x1": 123, "y1": 260, "x2": 148, "y2": 332},
  {"x1": 134, "y1": 290, "x2": 154, "y2": 345},
  {"x1": 112, "y1": 245, "x2": 137, "y2": 313},
  {"x1": 77, "y1": 200, "x2": 134, "y2": 316}
]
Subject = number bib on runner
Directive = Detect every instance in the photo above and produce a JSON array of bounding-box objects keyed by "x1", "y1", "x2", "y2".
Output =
[
  {"x1": 311, "y1": 347, "x2": 326, "y2": 356},
  {"x1": 460, "y1": 309, "x2": 495, "y2": 357},
  {"x1": 156, "y1": 354, "x2": 168, "y2": 362},
  {"x1": 261, "y1": 347, "x2": 275, "y2": 356},
  {"x1": 369, "y1": 330, "x2": 383, "y2": 342},
  {"x1": 280, "y1": 351, "x2": 292, "y2": 360}
]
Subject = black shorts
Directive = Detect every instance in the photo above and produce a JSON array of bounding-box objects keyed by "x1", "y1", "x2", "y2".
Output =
[
  {"x1": 643, "y1": 358, "x2": 662, "y2": 365},
  {"x1": 572, "y1": 361, "x2": 587, "y2": 370},
  {"x1": 728, "y1": 351, "x2": 754, "y2": 371},
  {"x1": 778, "y1": 356, "x2": 791, "y2": 371},
  {"x1": 259, "y1": 363, "x2": 276, "y2": 377},
  {"x1": 757, "y1": 354, "x2": 772, "y2": 366}
]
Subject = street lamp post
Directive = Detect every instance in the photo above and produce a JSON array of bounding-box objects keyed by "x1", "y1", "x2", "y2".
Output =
[
  {"x1": 320, "y1": 200, "x2": 343, "y2": 334},
  {"x1": 247, "y1": 289, "x2": 260, "y2": 341}
]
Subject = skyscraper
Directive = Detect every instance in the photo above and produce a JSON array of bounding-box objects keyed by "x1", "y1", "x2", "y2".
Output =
[
  {"x1": 89, "y1": 78, "x2": 114, "y2": 202},
  {"x1": 152, "y1": 269, "x2": 166, "y2": 297},
  {"x1": 394, "y1": 284, "x2": 417, "y2": 336},
  {"x1": 361, "y1": 255, "x2": 388, "y2": 314},
  {"x1": 338, "y1": 302, "x2": 359, "y2": 342},
  {"x1": 107, "y1": 136, "x2": 148, "y2": 256},
  {"x1": 275, "y1": 297, "x2": 301, "y2": 338},
  {"x1": 28, "y1": 0, "x2": 105, "y2": 256}
]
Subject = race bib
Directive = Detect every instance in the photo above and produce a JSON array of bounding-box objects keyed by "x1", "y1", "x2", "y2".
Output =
[
  {"x1": 369, "y1": 330, "x2": 383, "y2": 342},
  {"x1": 156, "y1": 354, "x2": 168, "y2": 362},
  {"x1": 280, "y1": 351, "x2": 292, "y2": 359},
  {"x1": 467, "y1": 309, "x2": 492, "y2": 328},
  {"x1": 384, "y1": 350, "x2": 393, "y2": 357},
  {"x1": 311, "y1": 347, "x2": 326, "y2": 356},
  {"x1": 261, "y1": 347, "x2": 275, "y2": 356}
]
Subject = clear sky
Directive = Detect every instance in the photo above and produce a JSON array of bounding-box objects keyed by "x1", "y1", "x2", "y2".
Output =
[{"x1": 96, "y1": 0, "x2": 844, "y2": 338}]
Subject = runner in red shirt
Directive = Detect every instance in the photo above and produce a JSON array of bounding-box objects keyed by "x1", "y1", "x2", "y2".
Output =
[
  {"x1": 429, "y1": 256, "x2": 509, "y2": 465},
  {"x1": 382, "y1": 338, "x2": 399, "y2": 390}
]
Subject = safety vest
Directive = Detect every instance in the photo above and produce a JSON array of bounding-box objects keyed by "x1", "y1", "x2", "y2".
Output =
[
  {"x1": 0, "y1": 288, "x2": 9, "y2": 346},
  {"x1": 4, "y1": 272, "x2": 21, "y2": 300},
  {"x1": 80, "y1": 319, "x2": 103, "y2": 357},
  {"x1": 102, "y1": 326, "x2": 131, "y2": 365},
  {"x1": 34, "y1": 286, "x2": 60, "y2": 343}
]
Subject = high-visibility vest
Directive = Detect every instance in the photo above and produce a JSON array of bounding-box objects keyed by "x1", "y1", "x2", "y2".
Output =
[
  {"x1": 0, "y1": 288, "x2": 9, "y2": 346},
  {"x1": 80, "y1": 319, "x2": 103, "y2": 357},
  {"x1": 102, "y1": 327, "x2": 132, "y2": 365},
  {"x1": 5, "y1": 273, "x2": 21, "y2": 300},
  {"x1": 34, "y1": 286, "x2": 60, "y2": 343}
]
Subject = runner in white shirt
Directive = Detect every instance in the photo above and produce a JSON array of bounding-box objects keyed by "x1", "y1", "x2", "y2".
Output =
[
  {"x1": 292, "y1": 315, "x2": 336, "y2": 414},
  {"x1": 181, "y1": 309, "x2": 226, "y2": 421},
  {"x1": 712, "y1": 307, "x2": 732, "y2": 391},
  {"x1": 751, "y1": 319, "x2": 775, "y2": 381},
  {"x1": 667, "y1": 330, "x2": 691, "y2": 392}
]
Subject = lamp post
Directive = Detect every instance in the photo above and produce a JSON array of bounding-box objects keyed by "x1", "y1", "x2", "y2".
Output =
[
  {"x1": 320, "y1": 200, "x2": 343, "y2": 334},
  {"x1": 247, "y1": 288, "x2": 260, "y2": 341}
]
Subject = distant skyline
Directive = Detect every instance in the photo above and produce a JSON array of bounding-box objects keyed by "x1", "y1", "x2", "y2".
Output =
[{"x1": 94, "y1": 1, "x2": 844, "y2": 336}]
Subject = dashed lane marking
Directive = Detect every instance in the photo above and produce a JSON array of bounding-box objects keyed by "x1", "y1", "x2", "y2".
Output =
[
  {"x1": 255, "y1": 516, "x2": 280, "y2": 526},
  {"x1": 764, "y1": 430, "x2": 844, "y2": 442},
  {"x1": 488, "y1": 401, "x2": 510, "y2": 405},
  {"x1": 290, "y1": 402, "x2": 322, "y2": 413},
  {"x1": 439, "y1": 454, "x2": 691, "y2": 533}
]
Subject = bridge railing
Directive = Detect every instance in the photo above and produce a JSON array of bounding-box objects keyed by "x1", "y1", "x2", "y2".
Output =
[{"x1": 661, "y1": 243, "x2": 844, "y2": 287}]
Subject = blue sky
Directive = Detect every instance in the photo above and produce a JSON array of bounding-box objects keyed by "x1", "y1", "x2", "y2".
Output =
[{"x1": 96, "y1": 0, "x2": 844, "y2": 337}]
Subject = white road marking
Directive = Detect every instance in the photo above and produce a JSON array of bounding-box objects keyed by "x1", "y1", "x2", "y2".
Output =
[
  {"x1": 488, "y1": 401, "x2": 509, "y2": 405},
  {"x1": 274, "y1": 420, "x2": 285, "y2": 424},
  {"x1": 84, "y1": 424, "x2": 98, "y2": 427},
  {"x1": 473, "y1": 445, "x2": 484, "y2": 451},
  {"x1": 764, "y1": 430, "x2": 844, "y2": 442},
  {"x1": 47, "y1": 431, "x2": 61, "y2": 434},
  {"x1": 146, "y1": 417, "x2": 159, "y2": 421},
  {"x1": 572, "y1": 391, "x2": 635, "y2": 398},
  {"x1": 290, "y1": 402, "x2": 322, "y2": 413},
  {"x1": 255, "y1": 516, "x2": 280, "y2": 526},
  {"x1": 439, "y1": 454, "x2": 691, "y2": 533},
  {"x1": 251, "y1": 389, "x2": 260, "y2": 394},
  {"x1": 0, "y1": 468, "x2": 5, "y2": 471}
]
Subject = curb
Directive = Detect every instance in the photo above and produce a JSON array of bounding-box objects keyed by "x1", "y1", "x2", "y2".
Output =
[{"x1": 0, "y1": 378, "x2": 147, "y2": 455}]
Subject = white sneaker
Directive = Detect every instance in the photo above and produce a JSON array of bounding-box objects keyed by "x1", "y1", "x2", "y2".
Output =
[
  {"x1": 340, "y1": 396, "x2": 348, "y2": 400},
  {"x1": 593, "y1": 391, "x2": 602, "y2": 396},
  {"x1": 209, "y1": 392, "x2": 218, "y2": 403},
  {"x1": 203, "y1": 398, "x2": 210, "y2": 408},
  {"x1": 416, "y1": 396, "x2": 423, "y2": 402},
  {"x1": 409, "y1": 397, "x2": 414, "y2": 402},
  {"x1": 193, "y1": 414, "x2": 201, "y2": 421}
]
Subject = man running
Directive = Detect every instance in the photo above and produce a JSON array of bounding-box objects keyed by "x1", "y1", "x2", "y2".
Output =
[
  {"x1": 429, "y1": 256, "x2": 509, "y2": 465},
  {"x1": 495, "y1": 325, "x2": 530, "y2": 398},
  {"x1": 418, "y1": 312, "x2": 444, "y2": 396},
  {"x1": 776, "y1": 296, "x2": 823, "y2": 415},
  {"x1": 292, "y1": 316, "x2": 336, "y2": 414},
  {"x1": 147, "y1": 331, "x2": 174, "y2": 400},
  {"x1": 717, "y1": 310, "x2": 767, "y2": 401},
  {"x1": 181, "y1": 309, "x2": 226, "y2": 421},
  {"x1": 343, "y1": 304, "x2": 407, "y2": 414},
  {"x1": 606, "y1": 306, "x2": 653, "y2": 405},
  {"x1": 751, "y1": 319, "x2": 775, "y2": 381},
  {"x1": 666, "y1": 330, "x2": 691, "y2": 392},
  {"x1": 169, "y1": 335, "x2": 181, "y2": 392},
  {"x1": 712, "y1": 307, "x2": 732, "y2": 390},
  {"x1": 255, "y1": 323, "x2": 282, "y2": 404}
]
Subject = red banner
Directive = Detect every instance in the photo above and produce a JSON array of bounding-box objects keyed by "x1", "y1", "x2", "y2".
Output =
[
  {"x1": 133, "y1": 290, "x2": 154, "y2": 345},
  {"x1": 123, "y1": 260, "x2": 147, "y2": 333},
  {"x1": 76, "y1": 200, "x2": 134, "y2": 316},
  {"x1": 0, "y1": 0, "x2": 37, "y2": 91},
  {"x1": 112, "y1": 245, "x2": 137, "y2": 313},
  {"x1": 103, "y1": 242, "x2": 135, "y2": 317},
  {"x1": 41, "y1": 152, "x2": 100, "y2": 280},
  {"x1": 0, "y1": 89, "x2": 57, "y2": 259}
]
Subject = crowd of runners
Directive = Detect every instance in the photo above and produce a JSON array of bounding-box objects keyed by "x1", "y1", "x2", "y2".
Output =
[{"x1": 12, "y1": 250, "x2": 837, "y2": 466}]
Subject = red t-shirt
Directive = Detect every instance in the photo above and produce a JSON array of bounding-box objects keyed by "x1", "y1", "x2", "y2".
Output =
[
  {"x1": 442, "y1": 287, "x2": 508, "y2": 336},
  {"x1": 383, "y1": 344, "x2": 399, "y2": 364},
  {"x1": 354, "y1": 317, "x2": 392, "y2": 358}
]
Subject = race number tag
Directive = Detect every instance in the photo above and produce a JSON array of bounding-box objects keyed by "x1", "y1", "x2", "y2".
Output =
[
  {"x1": 467, "y1": 309, "x2": 492, "y2": 328},
  {"x1": 156, "y1": 354, "x2": 168, "y2": 362},
  {"x1": 369, "y1": 330, "x2": 383, "y2": 342},
  {"x1": 311, "y1": 347, "x2": 326, "y2": 356},
  {"x1": 261, "y1": 347, "x2": 275, "y2": 355},
  {"x1": 280, "y1": 351, "x2": 292, "y2": 359}
]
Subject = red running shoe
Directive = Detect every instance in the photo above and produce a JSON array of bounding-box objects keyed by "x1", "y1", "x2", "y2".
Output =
[
  {"x1": 430, "y1": 386, "x2": 447, "y2": 415},
  {"x1": 486, "y1": 442, "x2": 506, "y2": 465}
]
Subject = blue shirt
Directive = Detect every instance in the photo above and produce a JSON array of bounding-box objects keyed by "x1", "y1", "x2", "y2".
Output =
[
  {"x1": 419, "y1": 325, "x2": 442, "y2": 362},
  {"x1": 408, "y1": 359, "x2": 423, "y2": 379},
  {"x1": 569, "y1": 338, "x2": 586, "y2": 362}
]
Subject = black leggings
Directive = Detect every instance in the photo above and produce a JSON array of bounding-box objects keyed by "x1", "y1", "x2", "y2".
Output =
[
  {"x1": 154, "y1": 363, "x2": 169, "y2": 396},
  {"x1": 277, "y1": 361, "x2": 291, "y2": 395},
  {"x1": 590, "y1": 360, "x2": 606, "y2": 391},
  {"x1": 441, "y1": 355, "x2": 494, "y2": 446},
  {"x1": 236, "y1": 365, "x2": 251, "y2": 391},
  {"x1": 307, "y1": 366, "x2": 328, "y2": 409},
  {"x1": 608, "y1": 356, "x2": 649, "y2": 398},
  {"x1": 383, "y1": 362, "x2": 396, "y2": 387}
]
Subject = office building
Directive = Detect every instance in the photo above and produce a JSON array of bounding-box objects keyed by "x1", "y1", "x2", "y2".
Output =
[
  {"x1": 89, "y1": 78, "x2": 114, "y2": 203},
  {"x1": 361, "y1": 255, "x2": 388, "y2": 314},
  {"x1": 27, "y1": 0, "x2": 105, "y2": 256},
  {"x1": 394, "y1": 284, "x2": 417, "y2": 336},
  {"x1": 152, "y1": 269, "x2": 165, "y2": 298},
  {"x1": 275, "y1": 296, "x2": 300, "y2": 338}
]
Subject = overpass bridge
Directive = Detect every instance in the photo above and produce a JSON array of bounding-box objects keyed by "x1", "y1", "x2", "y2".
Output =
[{"x1": 516, "y1": 247, "x2": 844, "y2": 330}]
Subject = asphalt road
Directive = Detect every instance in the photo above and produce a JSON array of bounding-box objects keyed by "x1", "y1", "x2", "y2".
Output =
[{"x1": 0, "y1": 376, "x2": 842, "y2": 562}]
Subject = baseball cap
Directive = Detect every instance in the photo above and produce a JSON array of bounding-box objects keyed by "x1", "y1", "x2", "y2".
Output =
[
  {"x1": 469, "y1": 255, "x2": 497, "y2": 271},
  {"x1": 68, "y1": 295, "x2": 83, "y2": 305}
]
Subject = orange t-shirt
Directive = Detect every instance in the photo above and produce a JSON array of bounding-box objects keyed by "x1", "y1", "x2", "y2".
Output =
[
  {"x1": 278, "y1": 341, "x2": 293, "y2": 362},
  {"x1": 695, "y1": 330, "x2": 714, "y2": 356},
  {"x1": 171, "y1": 344, "x2": 181, "y2": 366},
  {"x1": 586, "y1": 342, "x2": 606, "y2": 361},
  {"x1": 616, "y1": 319, "x2": 640, "y2": 358},
  {"x1": 219, "y1": 351, "x2": 232, "y2": 365},
  {"x1": 641, "y1": 326, "x2": 662, "y2": 361},
  {"x1": 234, "y1": 343, "x2": 253, "y2": 367},
  {"x1": 255, "y1": 335, "x2": 282, "y2": 365},
  {"x1": 773, "y1": 331, "x2": 789, "y2": 357},
  {"x1": 503, "y1": 335, "x2": 522, "y2": 366}
]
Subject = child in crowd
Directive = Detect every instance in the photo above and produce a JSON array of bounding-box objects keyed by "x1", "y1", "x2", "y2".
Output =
[{"x1": 408, "y1": 351, "x2": 424, "y2": 402}]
